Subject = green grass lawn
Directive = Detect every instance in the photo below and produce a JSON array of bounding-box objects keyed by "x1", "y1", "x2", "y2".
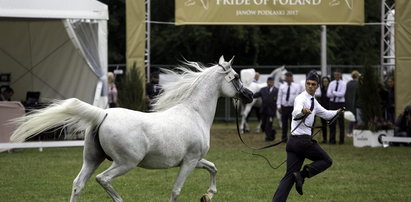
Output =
[{"x1": 1, "y1": 121, "x2": 411, "y2": 202}]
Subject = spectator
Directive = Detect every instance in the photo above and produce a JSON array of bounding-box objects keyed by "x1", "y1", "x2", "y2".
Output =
[
  {"x1": 345, "y1": 70, "x2": 360, "y2": 137},
  {"x1": 107, "y1": 72, "x2": 118, "y2": 108},
  {"x1": 146, "y1": 72, "x2": 162, "y2": 111},
  {"x1": 0, "y1": 86, "x2": 14, "y2": 101},
  {"x1": 327, "y1": 69, "x2": 346, "y2": 144},
  {"x1": 253, "y1": 77, "x2": 278, "y2": 141},
  {"x1": 254, "y1": 72, "x2": 260, "y2": 83},
  {"x1": 393, "y1": 106, "x2": 411, "y2": 146},
  {"x1": 277, "y1": 72, "x2": 300, "y2": 141},
  {"x1": 386, "y1": 77, "x2": 395, "y2": 123},
  {"x1": 378, "y1": 82, "x2": 388, "y2": 120},
  {"x1": 317, "y1": 76, "x2": 331, "y2": 143}
]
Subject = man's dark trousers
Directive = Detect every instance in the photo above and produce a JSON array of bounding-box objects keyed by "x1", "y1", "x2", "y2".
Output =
[
  {"x1": 261, "y1": 113, "x2": 276, "y2": 141},
  {"x1": 329, "y1": 102, "x2": 345, "y2": 144},
  {"x1": 272, "y1": 135, "x2": 333, "y2": 202},
  {"x1": 281, "y1": 106, "x2": 293, "y2": 141}
]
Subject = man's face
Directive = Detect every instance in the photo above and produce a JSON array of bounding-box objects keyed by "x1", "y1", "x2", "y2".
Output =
[
  {"x1": 333, "y1": 72, "x2": 342, "y2": 80},
  {"x1": 3, "y1": 91, "x2": 13, "y2": 100},
  {"x1": 285, "y1": 75, "x2": 293, "y2": 83},
  {"x1": 387, "y1": 79, "x2": 394, "y2": 88},
  {"x1": 305, "y1": 80, "x2": 319, "y2": 95},
  {"x1": 267, "y1": 80, "x2": 274, "y2": 87},
  {"x1": 151, "y1": 77, "x2": 159, "y2": 84}
]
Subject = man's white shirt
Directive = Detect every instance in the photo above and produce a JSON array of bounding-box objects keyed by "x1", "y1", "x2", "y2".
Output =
[
  {"x1": 327, "y1": 79, "x2": 346, "y2": 103},
  {"x1": 277, "y1": 82, "x2": 302, "y2": 109},
  {"x1": 291, "y1": 91, "x2": 338, "y2": 136}
]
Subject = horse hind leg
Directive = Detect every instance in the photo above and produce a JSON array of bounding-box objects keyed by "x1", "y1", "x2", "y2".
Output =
[
  {"x1": 96, "y1": 162, "x2": 135, "y2": 202},
  {"x1": 70, "y1": 156, "x2": 104, "y2": 202},
  {"x1": 70, "y1": 133, "x2": 106, "y2": 202},
  {"x1": 196, "y1": 159, "x2": 218, "y2": 201}
]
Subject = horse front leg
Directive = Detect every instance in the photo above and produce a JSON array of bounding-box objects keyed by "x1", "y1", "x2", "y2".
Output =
[
  {"x1": 196, "y1": 159, "x2": 218, "y2": 201},
  {"x1": 240, "y1": 115, "x2": 247, "y2": 134},
  {"x1": 241, "y1": 103, "x2": 253, "y2": 133},
  {"x1": 170, "y1": 160, "x2": 198, "y2": 202}
]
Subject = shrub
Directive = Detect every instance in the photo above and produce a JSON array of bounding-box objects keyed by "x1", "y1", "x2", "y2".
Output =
[
  {"x1": 117, "y1": 62, "x2": 147, "y2": 111},
  {"x1": 357, "y1": 64, "x2": 393, "y2": 131}
]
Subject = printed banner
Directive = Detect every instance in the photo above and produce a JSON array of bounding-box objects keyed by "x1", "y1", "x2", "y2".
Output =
[
  {"x1": 176, "y1": 0, "x2": 364, "y2": 25},
  {"x1": 126, "y1": 0, "x2": 145, "y2": 72},
  {"x1": 395, "y1": 0, "x2": 411, "y2": 117}
]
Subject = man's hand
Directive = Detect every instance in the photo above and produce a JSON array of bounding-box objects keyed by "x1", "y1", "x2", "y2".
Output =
[
  {"x1": 301, "y1": 108, "x2": 312, "y2": 114},
  {"x1": 294, "y1": 108, "x2": 311, "y2": 120},
  {"x1": 337, "y1": 108, "x2": 345, "y2": 113}
]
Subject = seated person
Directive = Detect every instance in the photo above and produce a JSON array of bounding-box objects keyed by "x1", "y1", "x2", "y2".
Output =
[
  {"x1": 0, "y1": 87, "x2": 14, "y2": 101},
  {"x1": 394, "y1": 106, "x2": 411, "y2": 138}
]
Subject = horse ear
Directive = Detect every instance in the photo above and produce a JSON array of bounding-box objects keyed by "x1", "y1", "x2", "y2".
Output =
[
  {"x1": 219, "y1": 55, "x2": 225, "y2": 65},
  {"x1": 228, "y1": 56, "x2": 235, "y2": 66}
]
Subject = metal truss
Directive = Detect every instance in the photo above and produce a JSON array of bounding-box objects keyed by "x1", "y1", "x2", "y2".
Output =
[{"x1": 380, "y1": 0, "x2": 395, "y2": 80}]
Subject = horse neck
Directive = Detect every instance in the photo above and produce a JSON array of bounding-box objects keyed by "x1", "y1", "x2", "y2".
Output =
[{"x1": 182, "y1": 70, "x2": 221, "y2": 127}]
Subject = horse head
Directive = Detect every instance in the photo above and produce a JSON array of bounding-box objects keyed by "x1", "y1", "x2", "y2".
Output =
[
  {"x1": 270, "y1": 65, "x2": 287, "y2": 88},
  {"x1": 218, "y1": 56, "x2": 253, "y2": 104}
]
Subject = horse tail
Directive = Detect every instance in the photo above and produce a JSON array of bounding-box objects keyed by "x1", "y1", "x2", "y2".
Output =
[{"x1": 10, "y1": 98, "x2": 107, "y2": 143}]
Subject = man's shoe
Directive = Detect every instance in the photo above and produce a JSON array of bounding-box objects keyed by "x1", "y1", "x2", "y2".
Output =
[{"x1": 293, "y1": 172, "x2": 304, "y2": 195}]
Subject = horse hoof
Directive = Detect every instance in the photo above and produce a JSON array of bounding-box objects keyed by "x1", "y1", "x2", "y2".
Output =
[{"x1": 200, "y1": 194, "x2": 210, "y2": 202}]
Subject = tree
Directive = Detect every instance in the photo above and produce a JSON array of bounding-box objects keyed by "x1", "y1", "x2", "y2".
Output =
[
  {"x1": 98, "y1": 0, "x2": 126, "y2": 64},
  {"x1": 357, "y1": 63, "x2": 384, "y2": 131}
]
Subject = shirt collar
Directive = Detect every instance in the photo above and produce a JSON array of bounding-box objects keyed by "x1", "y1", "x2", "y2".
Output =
[{"x1": 303, "y1": 90, "x2": 314, "y2": 99}]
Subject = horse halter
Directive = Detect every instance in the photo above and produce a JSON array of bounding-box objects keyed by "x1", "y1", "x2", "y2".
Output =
[{"x1": 217, "y1": 63, "x2": 244, "y2": 93}]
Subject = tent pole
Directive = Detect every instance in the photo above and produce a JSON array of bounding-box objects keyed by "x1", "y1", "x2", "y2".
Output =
[
  {"x1": 321, "y1": 25, "x2": 327, "y2": 77},
  {"x1": 146, "y1": 0, "x2": 151, "y2": 81}
]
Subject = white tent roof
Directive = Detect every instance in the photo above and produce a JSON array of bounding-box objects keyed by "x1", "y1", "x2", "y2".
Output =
[{"x1": 0, "y1": 0, "x2": 108, "y2": 20}]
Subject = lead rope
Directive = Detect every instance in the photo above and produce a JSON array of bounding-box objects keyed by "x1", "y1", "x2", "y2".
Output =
[
  {"x1": 233, "y1": 99, "x2": 344, "y2": 170},
  {"x1": 233, "y1": 99, "x2": 295, "y2": 169},
  {"x1": 233, "y1": 98, "x2": 306, "y2": 151},
  {"x1": 233, "y1": 99, "x2": 284, "y2": 151}
]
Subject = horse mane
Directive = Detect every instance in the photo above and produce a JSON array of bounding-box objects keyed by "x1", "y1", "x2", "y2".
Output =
[{"x1": 151, "y1": 61, "x2": 215, "y2": 111}]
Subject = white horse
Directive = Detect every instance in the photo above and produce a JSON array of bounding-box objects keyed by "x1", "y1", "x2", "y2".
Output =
[
  {"x1": 239, "y1": 66, "x2": 287, "y2": 134},
  {"x1": 10, "y1": 56, "x2": 253, "y2": 202}
]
